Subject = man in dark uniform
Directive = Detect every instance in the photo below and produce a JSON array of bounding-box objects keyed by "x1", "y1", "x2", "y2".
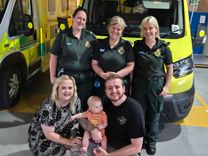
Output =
[
  {"x1": 131, "y1": 16, "x2": 173, "y2": 155},
  {"x1": 50, "y1": 7, "x2": 96, "y2": 111}
]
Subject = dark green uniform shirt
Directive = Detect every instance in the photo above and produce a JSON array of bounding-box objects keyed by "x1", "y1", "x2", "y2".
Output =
[
  {"x1": 133, "y1": 39, "x2": 173, "y2": 78},
  {"x1": 51, "y1": 28, "x2": 96, "y2": 71},
  {"x1": 93, "y1": 37, "x2": 134, "y2": 72}
]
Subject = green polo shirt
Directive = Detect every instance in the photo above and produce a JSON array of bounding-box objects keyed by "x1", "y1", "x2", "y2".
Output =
[
  {"x1": 51, "y1": 28, "x2": 96, "y2": 71},
  {"x1": 93, "y1": 37, "x2": 134, "y2": 72},
  {"x1": 133, "y1": 38, "x2": 173, "y2": 77}
]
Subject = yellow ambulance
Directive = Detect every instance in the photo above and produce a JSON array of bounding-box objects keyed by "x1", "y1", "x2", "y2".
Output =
[
  {"x1": 0, "y1": 0, "x2": 76, "y2": 107},
  {"x1": 80, "y1": 0, "x2": 195, "y2": 122}
]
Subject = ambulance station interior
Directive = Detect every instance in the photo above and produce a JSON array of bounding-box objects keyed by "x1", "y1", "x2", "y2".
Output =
[{"x1": 0, "y1": 0, "x2": 208, "y2": 156}]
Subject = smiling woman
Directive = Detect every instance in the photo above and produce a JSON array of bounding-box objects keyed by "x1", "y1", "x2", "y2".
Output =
[
  {"x1": 92, "y1": 16, "x2": 135, "y2": 97},
  {"x1": 28, "y1": 75, "x2": 83, "y2": 156},
  {"x1": 49, "y1": 7, "x2": 96, "y2": 111}
]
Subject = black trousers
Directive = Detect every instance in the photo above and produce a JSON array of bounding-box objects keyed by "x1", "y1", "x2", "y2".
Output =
[{"x1": 132, "y1": 75, "x2": 165, "y2": 144}]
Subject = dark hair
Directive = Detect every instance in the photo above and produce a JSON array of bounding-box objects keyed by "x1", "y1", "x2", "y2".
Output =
[{"x1": 72, "y1": 7, "x2": 88, "y2": 17}]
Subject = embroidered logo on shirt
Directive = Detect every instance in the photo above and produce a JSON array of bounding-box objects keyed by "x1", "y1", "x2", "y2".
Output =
[
  {"x1": 154, "y1": 49, "x2": 161, "y2": 57},
  {"x1": 118, "y1": 47, "x2": 125, "y2": 54},
  {"x1": 117, "y1": 116, "x2": 127, "y2": 125},
  {"x1": 85, "y1": 41, "x2": 91, "y2": 48}
]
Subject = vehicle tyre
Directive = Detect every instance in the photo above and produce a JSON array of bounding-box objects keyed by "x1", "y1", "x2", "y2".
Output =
[{"x1": 0, "y1": 66, "x2": 23, "y2": 108}]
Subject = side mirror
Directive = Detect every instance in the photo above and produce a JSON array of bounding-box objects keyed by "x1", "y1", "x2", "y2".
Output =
[{"x1": 57, "y1": 16, "x2": 72, "y2": 32}]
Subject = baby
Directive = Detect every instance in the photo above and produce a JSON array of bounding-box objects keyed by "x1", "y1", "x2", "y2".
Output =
[{"x1": 70, "y1": 96, "x2": 107, "y2": 152}]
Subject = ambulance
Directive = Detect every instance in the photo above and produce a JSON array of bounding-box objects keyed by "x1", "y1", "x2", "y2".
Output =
[
  {"x1": 0, "y1": 0, "x2": 76, "y2": 107},
  {"x1": 80, "y1": 0, "x2": 195, "y2": 122}
]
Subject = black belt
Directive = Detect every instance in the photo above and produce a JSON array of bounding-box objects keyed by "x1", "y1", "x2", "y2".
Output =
[
  {"x1": 57, "y1": 67, "x2": 93, "y2": 79},
  {"x1": 135, "y1": 74, "x2": 164, "y2": 82},
  {"x1": 148, "y1": 76, "x2": 164, "y2": 81}
]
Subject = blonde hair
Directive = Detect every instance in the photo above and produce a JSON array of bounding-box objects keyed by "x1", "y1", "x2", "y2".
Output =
[
  {"x1": 87, "y1": 96, "x2": 101, "y2": 107},
  {"x1": 107, "y1": 16, "x2": 127, "y2": 32},
  {"x1": 51, "y1": 75, "x2": 78, "y2": 113},
  {"x1": 141, "y1": 16, "x2": 160, "y2": 38}
]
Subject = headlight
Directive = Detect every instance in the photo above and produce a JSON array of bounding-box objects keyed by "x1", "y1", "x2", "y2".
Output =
[{"x1": 173, "y1": 55, "x2": 194, "y2": 78}]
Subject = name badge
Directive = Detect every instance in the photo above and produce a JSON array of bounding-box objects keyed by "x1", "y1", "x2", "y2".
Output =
[
  {"x1": 99, "y1": 49, "x2": 105, "y2": 52},
  {"x1": 138, "y1": 51, "x2": 145, "y2": 55},
  {"x1": 67, "y1": 42, "x2": 72, "y2": 46}
]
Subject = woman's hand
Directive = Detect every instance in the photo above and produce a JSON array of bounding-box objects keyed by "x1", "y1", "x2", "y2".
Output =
[
  {"x1": 50, "y1": 76, "x2": 56, "y2": 84},
  {"x1": 93, "y1": 147, "x2": 109, "y2": 156},
  {"x1": 100, "y1": 72, "x2": 109, "y2": 80},
  {"x1": 70, "y1": 115, "x2": 76, "y2": 121},
  {"x1": 160, "y1": 86, "x2": 169, "y2": 96},
  {"x1": 68, "y1": 136, "x2": 82, "y2": 147}
]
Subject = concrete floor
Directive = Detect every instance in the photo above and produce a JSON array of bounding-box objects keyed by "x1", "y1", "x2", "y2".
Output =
[
  {"x1": 0, "y1": 67, "x2": 208, "y2": 156},
  {"x1": 194, "y1": 54, "x2": 208, "y2": 67}
]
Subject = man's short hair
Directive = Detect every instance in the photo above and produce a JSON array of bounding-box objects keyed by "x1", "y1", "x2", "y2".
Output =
[{"x1": 105, "y1": 74, "x2": 125, "y2": 88}]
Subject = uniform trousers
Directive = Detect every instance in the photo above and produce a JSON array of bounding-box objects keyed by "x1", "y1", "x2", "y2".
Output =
[{"x1": 132, "y1": 75, "x2": 164, "y2": 144}]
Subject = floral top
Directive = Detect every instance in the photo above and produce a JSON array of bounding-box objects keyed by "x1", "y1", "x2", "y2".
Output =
[{"x1": 28, "y1": 98, "x2": 81, "y2": 156}]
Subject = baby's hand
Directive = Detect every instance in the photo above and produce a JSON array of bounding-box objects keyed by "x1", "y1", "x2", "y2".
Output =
[
  {"x1": 98, "y1": 125, "x2": 103, "y2": 130},
  {"x1": 70, "y1": 116, "x2": 75, "y2": 121}
]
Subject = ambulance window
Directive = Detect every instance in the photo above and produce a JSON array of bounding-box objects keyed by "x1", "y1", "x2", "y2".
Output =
[
  {"x1": 8, "y1": 0, "x2": 22, "y2": 36},
  {"x1": 86, "y1": 0, "x2": 184, "y2": 38},
  {"x1": 0, "y1": 0, "x2": 8, "y2": 23}
]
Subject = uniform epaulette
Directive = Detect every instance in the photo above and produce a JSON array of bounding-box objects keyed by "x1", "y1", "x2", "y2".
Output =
[
  {"x1": 58, "y1": 28, "x2": 68, "y2": 35},
  {"x1": 163, "y1": 41, "x2": 170, "y2": 46},
  {"x1": 85, "y1": 30, "x2": 96, "y2": 39}
]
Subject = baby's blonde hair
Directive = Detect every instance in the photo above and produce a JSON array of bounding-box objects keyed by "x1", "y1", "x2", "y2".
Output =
[{"x1": 87, "y1": 96, "x2": 102, "y2": 107}]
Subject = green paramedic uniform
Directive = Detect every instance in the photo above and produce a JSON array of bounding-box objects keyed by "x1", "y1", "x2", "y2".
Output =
[
  {"x1": 131, "y1": 38, "x2": 173, "y2": 145},
  {"x1": 93, "y1": 37, "x2": 134, "y2": 97},
  {"x1": 51, "y1": 28, "x2": 96, "y2": 111}
]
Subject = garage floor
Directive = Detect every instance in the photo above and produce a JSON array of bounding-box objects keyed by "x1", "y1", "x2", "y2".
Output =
[
  {"x1": 194, "y1": 54, "x2": 208, "y2": 67},
  {"x1": 0, "y1": 67, "x2": 208, "y2": 156}
]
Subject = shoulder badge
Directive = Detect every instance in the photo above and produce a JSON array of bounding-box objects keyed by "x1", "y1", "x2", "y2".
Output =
[
  {"x1": 85, "y1": 41, "x2": 91, "y2": 48},
  {"x1": 154, "y1": 49, "x2": 161, "y2": 57},
  {"x1": 87, "y1": 30, "x2": 96, "y2": 39}
]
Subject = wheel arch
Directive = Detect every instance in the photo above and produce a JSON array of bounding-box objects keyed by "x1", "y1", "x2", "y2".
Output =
[{"x1": 0, "y1": 51, "x2": 27, "y2": 82}]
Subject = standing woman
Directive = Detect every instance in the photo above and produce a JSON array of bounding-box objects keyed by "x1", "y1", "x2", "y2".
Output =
[
  {"x1": 92, "y1": 16, "x2": 135, "y2": 97},
  {"x1": 131, "y1": 16, "x2": 173, "y2": 155},
  {"x1": 49, "y1": 7, "x2": 96, "y2": 111},
  {"x1": 28, "y1": 75, "x2": 82, "y2": 156}
]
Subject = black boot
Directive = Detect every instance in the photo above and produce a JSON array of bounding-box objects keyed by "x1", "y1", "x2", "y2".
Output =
[
  {"x1": 142, "y1": 140, "x2": 148, "y2": 149},
  {"x1": 146, "y1": 143, "x2": 156, "y2": 155}
]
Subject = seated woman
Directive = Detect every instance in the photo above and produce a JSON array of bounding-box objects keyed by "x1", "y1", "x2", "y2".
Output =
[{"x1": 28, "y1": 75, "x2": 82, "y2": 156}]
